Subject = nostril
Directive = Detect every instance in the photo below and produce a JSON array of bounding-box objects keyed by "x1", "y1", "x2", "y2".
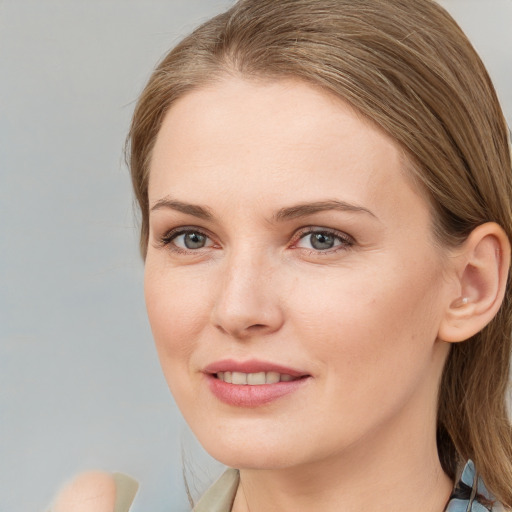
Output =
[
  {"x1": 247, "y1": 324, "x2": 268, "y2": 331},
  {"x1": 214, "y1": 322, "x2": 272, "y2": 339}
]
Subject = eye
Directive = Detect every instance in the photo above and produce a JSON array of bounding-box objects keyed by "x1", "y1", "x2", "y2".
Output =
[
  {"x1": 160, "y1": 228, "x2": 214, "y2": 252},
  {"x1": 176, "y1": 231, "x2": 210, "y2": 249},
  {"x1": 295, "y1": 229, "x2": 353, "y2": 252}
]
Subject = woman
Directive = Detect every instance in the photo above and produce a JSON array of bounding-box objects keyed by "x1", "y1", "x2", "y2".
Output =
[{"x1": 52, "y1": 0, "x2": 512, "y2": 510}]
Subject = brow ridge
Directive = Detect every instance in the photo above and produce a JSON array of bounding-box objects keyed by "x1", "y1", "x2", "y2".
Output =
[{"x1": 150, "y1": 197, "x2": 376, "y2": 222}]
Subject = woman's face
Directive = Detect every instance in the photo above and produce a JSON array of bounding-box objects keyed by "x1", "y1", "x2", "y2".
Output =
[{"x1": 145, "y1": 78, "x2": 455, "y2": 470}]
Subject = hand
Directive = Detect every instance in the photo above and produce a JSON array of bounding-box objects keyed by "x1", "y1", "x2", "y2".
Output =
[{"x1": 51, "y1": 471, "x2": 138, "y2": 512}]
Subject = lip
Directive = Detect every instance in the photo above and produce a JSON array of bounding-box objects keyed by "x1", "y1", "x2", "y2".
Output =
[{"x1": 203, "y1": 359, "x2": 310, "y2": 408}]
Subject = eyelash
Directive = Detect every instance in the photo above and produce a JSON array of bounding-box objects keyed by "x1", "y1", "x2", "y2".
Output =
[{"x1": 158, "y1": 226, "x2": 355, "y2": 255}]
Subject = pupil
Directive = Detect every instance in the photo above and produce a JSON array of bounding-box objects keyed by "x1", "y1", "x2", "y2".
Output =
[
  {"x1": 185, "y1": 232, "x2": 206, "y2": 249},
  {"x1": 311, "y1": 233, "x2": 334, "y2": 250}
]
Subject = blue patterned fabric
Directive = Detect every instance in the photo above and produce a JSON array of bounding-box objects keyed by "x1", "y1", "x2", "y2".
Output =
[{"x1": 445, "y1": 460, "x2": 504, "y2": 511}]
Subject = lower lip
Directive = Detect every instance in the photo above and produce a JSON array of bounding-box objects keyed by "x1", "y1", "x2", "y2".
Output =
[{"x1": 206, "y1": 374, "x2": 310, "y2": 407}]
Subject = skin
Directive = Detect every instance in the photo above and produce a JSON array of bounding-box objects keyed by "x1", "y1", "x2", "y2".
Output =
[
  {"x1": 52, "y1": 472, "x2": 116, "y2": 512},
  {"x1": 144, "y1": 77, "x2": 458, "y2": 512}
]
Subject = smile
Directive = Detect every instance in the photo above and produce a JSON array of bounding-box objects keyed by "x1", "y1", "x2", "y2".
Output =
[
  {"x1": 216, "y1": 371, "x2": 298, "y2": 385},
  {"x1": 204, "y1": 360, "x2": 310, "y2": 407}
]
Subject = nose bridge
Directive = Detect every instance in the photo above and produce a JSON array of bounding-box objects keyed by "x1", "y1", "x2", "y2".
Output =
[{"x1": 212, "y1": 242, "x2": 283, "y2": 338}]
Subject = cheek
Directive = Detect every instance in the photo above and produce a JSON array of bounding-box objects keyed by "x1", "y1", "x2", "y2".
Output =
[
  {"x1": 144, "y1": 261, "x2": 209, "y2": 366},
  {"x1": 144, "y1": 261, "x2": 215, "y2": 418},
  {"x1": 279, "y1": 262, "x2": 447, "y2": 450},
  {"x1": 287, "y1": 256, "x2": 445, "y2": 384}
]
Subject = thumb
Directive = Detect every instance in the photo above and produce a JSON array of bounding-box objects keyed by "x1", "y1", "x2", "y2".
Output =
[{"x1": 51, "y1": 471, "x2": 138, "y2": 512}]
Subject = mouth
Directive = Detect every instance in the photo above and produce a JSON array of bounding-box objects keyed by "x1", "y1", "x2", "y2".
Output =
[{"x1": 203, "y1": 359, "x2": 310, "y2": 407}]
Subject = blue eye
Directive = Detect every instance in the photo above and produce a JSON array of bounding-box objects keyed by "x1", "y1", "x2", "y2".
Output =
[
  {"x1": 177, "y1": 232, "x2": 209, "y2": 249},
  {"x1": 296, "y1": 230, "x2": 352, "y2": 251},
  {"x1": 162, "y1": 230, "x2": 213, "y2": 251}
]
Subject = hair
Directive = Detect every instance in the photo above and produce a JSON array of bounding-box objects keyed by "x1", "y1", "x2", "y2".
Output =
[{"x1": 127, "y1": 0, "x2": 512, "y2": 506}]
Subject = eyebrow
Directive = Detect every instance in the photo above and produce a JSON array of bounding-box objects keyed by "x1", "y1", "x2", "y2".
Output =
[
  {"x1": 273, "y1": 200, "x2": 376, "y2": 221},
  {"x1": 150, "y1": 197, "x2": 213, "y2": 220},
  {"x1": 150, "y1": 197, "x2": 376, "y2": 222}
]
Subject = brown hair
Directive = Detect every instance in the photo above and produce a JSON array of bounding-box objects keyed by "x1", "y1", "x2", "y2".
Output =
[{"x1": 127, "y1": 0, "x2": 512, "y2": 505}]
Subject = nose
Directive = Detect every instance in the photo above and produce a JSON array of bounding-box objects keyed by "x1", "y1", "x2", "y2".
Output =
[{"x1": 211, "y1": 250, "x2": 284, "y2": 340}]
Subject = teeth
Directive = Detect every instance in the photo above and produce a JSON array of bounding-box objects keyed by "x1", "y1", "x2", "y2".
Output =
[
  {"x1": 266, "y1": 371, "x2": 280, "y2": 384},
  {"x1": 247, "y1": 372, "x2": 266, "y2": 385},
  {"x1": 232, "y1": 372, "x2": 247, "y2": 385},
  {"x1": 216, "y1": 371, "x2": 298, "y2": 385}
]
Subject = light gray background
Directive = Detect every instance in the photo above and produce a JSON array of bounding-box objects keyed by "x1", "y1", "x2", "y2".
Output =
[{"x1": 1, "y1": 1, "x2": 511, "y2": 511}]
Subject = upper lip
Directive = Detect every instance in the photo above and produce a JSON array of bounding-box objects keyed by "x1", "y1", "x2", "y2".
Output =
[{"x1": 203, "y1": 359, "x2": 308, "y2": 377}]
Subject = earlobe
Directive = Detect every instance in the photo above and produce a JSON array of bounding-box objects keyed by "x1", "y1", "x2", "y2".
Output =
[{"x1": 438, "y1": 222, "x2": 511, "y2": 343}]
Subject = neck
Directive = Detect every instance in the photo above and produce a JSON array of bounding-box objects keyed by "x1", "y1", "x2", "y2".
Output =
[{"x1": 232, "y1": 403, "x2": 453, "y2": 512}]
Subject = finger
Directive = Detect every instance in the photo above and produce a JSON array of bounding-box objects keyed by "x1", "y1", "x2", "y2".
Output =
[{"x1": 52, "y1": 471, "x2": 117, "y2": 512}]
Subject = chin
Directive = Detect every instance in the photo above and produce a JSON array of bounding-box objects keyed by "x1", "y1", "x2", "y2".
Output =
[
  {"x1": 205, "y1": 444, "x2": 297, "y2": 470},
  {"x1": 192, "y1": 424, "x2": 321, "y2": 470}
]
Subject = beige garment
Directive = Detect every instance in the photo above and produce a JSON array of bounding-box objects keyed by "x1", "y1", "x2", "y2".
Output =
[
  {"x1": 112, "y1": 473, "x2": 139, "y2": 512},
  {"x1": 192, "y1": 469, "x2": 240, "y2": 512},
  {"x1": 108, "y1": 469, "x2": 238, "y2": 512}
]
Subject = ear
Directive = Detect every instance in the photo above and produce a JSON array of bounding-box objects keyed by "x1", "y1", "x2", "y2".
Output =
[{"x1": 438, "y1": 222, "x2": 511, "y2": 343}]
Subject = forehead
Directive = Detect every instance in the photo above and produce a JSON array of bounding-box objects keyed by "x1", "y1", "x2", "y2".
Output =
[
  {"x1": 148, "y1": 77, "x2": 426, "y2": 224},
  {"x1": 152, "y1": 77, "x2": 398, "y2": 160}
]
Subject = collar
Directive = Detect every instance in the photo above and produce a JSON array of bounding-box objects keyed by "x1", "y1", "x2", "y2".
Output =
[
  {"x1": 446, "y1": 460, "x2": 503, "y2": 511},
  {"x1": 192, "y1": 468, "x2": 239, "y2": 512},
  {"x1": 193, "y1": 460, "x2": 503, "y2": 512}
]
